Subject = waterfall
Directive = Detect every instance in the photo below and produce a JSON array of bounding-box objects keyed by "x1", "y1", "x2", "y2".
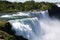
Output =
[
  {"x1": 9, "y1": 17, "x2": 42, "y2": 40},
  {"x1": 8, "y1": 10, "x2": 60, "y2": 40}
]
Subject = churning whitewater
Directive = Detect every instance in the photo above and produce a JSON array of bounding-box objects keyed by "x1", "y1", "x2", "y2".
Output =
[{"x1": 8, "y1": 10, "x2": 60, "y2": 40}]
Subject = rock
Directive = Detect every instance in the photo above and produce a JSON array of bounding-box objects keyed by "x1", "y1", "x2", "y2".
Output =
[{"x1": 48, "y1": 5, "x2": 60, "y2": 19}]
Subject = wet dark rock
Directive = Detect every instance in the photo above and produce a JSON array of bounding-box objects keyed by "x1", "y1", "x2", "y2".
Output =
[
  {"x1": 0, "y1": 21, "x2": 15, "y2": 35},
  {"x1": 48, "y1": 5, "x2": 60, "y2": 19},
  {"x1": 15, "y1": 36, "x2": 28, "y2": 40}
]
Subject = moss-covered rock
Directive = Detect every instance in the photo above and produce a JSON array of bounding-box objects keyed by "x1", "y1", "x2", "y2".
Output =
[
  {"x1": 0, "y1": 30, "x2": 15, "y2": 40},
  {"x1": 0, "y1": 20, "x2": 28, "y2": 40},
  {"x1": 0, "y1": 20, "x2": 14, "y2": 35},
  {"x1": 0, "y1": 21, "x2": 15, "y2": 40}
]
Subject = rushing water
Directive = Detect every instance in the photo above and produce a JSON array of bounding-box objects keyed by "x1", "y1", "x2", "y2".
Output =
[{"x1": 1, "y1": 10, "x2": 60, "y2": 40}]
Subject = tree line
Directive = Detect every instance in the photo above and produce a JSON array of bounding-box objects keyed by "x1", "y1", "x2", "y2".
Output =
[{"x1": 0, "y1": 1, "x2": 57, "y2": 12}]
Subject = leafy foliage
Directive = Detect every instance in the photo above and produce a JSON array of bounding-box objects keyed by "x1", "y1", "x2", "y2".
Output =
[{"x1": 0, "y1": 1, "x2": 57, "y2": 12}]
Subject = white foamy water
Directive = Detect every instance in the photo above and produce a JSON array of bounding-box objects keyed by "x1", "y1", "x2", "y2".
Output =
[
  {"x1": 1, "y1": 15, "x2": 12, "y2": 17},
  {"x1": 8, "y1": 10, "x2": 60, "y2": 40},
  {"x1": 0, "y1": 12, "x2": 29, "y2": 18},
  {"x1": 9, "y1": 17, "x2": 42, "y2": 40},
  {"x1": 56, "y1": 4, "x2": 60, "y2": 7}
]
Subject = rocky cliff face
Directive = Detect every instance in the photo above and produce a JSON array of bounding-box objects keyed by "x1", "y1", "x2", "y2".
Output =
[{"x1": 48, "y1": 5, "x2": 60, "y2": 19}]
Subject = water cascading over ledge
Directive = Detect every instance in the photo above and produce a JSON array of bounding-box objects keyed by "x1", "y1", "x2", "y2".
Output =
[
  {"x1": 8, "y1": 10, "x2": 48, "y2": 40},
  {"x1": 9, "y1": 17, "x2": 42, "y2": 40},
  {"x1": 7, "y1": 10, "x2": 60, "y2": 40}
]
